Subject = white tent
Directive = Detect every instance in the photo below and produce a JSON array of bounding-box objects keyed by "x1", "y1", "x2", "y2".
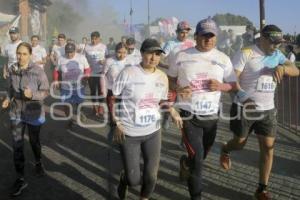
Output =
[{"x1": 0, "y1": 12, "x2": 16, "y2": 23}]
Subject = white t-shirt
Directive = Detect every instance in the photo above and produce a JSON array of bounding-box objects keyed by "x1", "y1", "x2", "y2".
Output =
[
  {"x1": 105, "y1": 57, "x2": 127, "y2": 90},
  {"x1": 169, "y1": 47, "x2": 236, "y2": 115},
  {"x1": 32, "y1": 45, "x2": 47, "y2": 68},
  {"x1": 287, "y1": 52, "x2": 296, "y2": 63},
  {"x1": 164, "y1": 38, "x2": 195, "y2": 69},
  {"x1": 51, "y1": 44, "x2": 65, "y2": 63},
  {"x1": 125, "y1": 48, "x2": 142, "y2": 66},
  {"x1": 84, "y1": 43, "x2": 107, "y2": 74},
  {"x1": 113, "y1": 65, "x2": 168, "y2": 137},
  {"x1": 77, "y1": 43, "x2": 86, "y2": 55},
  {"x1": 56, "y1": 53, "x2": 90, "y2": 90},
  {"x1": 3, "y1": 40, "x2": 22, "y2": 68},
  {"x1": 232, "y1": 45, "x2": 287, "y2": 110}
]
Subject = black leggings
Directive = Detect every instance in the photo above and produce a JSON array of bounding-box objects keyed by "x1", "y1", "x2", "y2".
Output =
[
  {"x1": 88, "y1": 76, "x2": 105, "y2": 103},
  {"x1": 11, "y1": 121, "x2": 42, "y2": 177},
  {"x1": 120, "y1": 130, "x2": 161, "y2": 198},
  {"x1": 180, "y1": 110, "x2": 218, "y2": 199}
]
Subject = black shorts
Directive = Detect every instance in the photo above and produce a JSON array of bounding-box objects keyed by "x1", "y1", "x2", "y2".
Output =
[{"x1": 229, "y1": 103, "x2": 277, "y2": 138}]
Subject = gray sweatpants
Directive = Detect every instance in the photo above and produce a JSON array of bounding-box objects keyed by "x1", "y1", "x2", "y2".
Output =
[{"x1": 120, "y1": 130, "x2": 161, "y2": 198}]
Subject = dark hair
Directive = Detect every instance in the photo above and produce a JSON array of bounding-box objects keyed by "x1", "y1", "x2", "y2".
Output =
[
  {"x1": 58, "y1": 33, "x2": 66, "y2": 39},
  {"x1": 31, "y1": 35, "x2": 40, "y2": 40},
  {"x1": 17, "y1": 42, "x2": 32, "y2": 55},
  {"x1": 126, "y1": 37, "x2": 136, "y2": 45},
  {"x1": 91, "y1": 31, "x2": 100, "y2": 38},
  {"x1": 286, "y1": 45, "x2": 294, "y2": 52},
  {"x1": 115, "y1": 42, "x2": 127, "y2": 52}
]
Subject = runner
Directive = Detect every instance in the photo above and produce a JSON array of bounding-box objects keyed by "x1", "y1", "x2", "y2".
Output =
[
  {"x1": 2, "y1": 27, "x2": 22, "y2": 79},
  {"x1": 113, "y1": 38, "x2": 182, "y2": 200},
  {"x1": 106, "y1": 37, "x2": 117, "y2": 58},
  {"x1": 121, "y1": 36, "x2": 127, "y2": 45},
  {"x1": 168, "y1": 18, "x2": 238, "y2": 200},
  {"x1": 50, "y1": 33, "x2": 67, "y2": 66},
  {"x1": 125, "y1": 37, "x2": 142, "y2": 66},
  {"x1": 1, "y1": 42, "x2": 49, "y2": 197},
  {"x1": 161, "y1": 21, "x2": 195, "y2": 130},
  {"x1": 220, "y1": 24, "x2": 300, "y2": 200},
  {"x1": 162, "y1": 20, "x2": 195, "y2": 70},
  {"x1": 31, "y1": 35, "x2": 47, "y2": 69},
  {"x1": 105, "y1": 42, "x2": 127, "y2": 126},
  {"x1": 53, "y1": 43, "x2": 91, "y2": 129},
  {"x1": 84, "y1": 31, "x2": 107, "y2": 117},
  {"x1": 77, "y1": 37, "x2": 88, "y2": 55},
  {"x1": 285, "y1": 45, "x2": 296, "y2": 63}
]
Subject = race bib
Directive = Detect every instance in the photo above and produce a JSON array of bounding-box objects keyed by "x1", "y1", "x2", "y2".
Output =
[
  {"x1": 135, "y1": 108, "x2": 160, "y2": 126},
  {"x1": 256, "y1": 75, "x2": 276, "y2": 93},
  {"x1": 192, "y1": 93, "x2": 218, "y2": 115}
]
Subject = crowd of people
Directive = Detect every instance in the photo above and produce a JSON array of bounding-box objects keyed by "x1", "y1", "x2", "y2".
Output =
[{"x1": 0, "y1": 17, "x2": 299, "y2": 200}]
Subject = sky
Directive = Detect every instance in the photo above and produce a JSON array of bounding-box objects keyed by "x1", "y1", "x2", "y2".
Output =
[{"x1": 86, "y1": 0, "x2": 300, "y2": 34}]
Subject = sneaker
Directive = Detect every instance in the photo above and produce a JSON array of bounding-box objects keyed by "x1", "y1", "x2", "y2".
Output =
[
  {"x1": 67, "y1": 120, "x2": 76, "y2": 130},
  {"x1": 11, "y1": 178, "x2": 28, "y2": 197},
  {"x1": 117, "y1": 171, "x2": 128, "y2": 200},
  {"x1": 220, "y1": 144, "x2": 231, "y2": 170},
  {"x1": 35, "y1": 162, "x2": 45, "y2": 177},
  {"x1": 179, "y1": 155, "x2": 190, "y2": 181},
  {"x1": 254, "y1": 189, "x2": 272, "y2": 200}
]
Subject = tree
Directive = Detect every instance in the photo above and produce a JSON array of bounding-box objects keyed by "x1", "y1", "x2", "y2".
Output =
[
  {"x1": 283, "y1": 34, "x2": 293, "y2": 43},
  {"x1": 296, "y1": 34, "x2": 300, "y2": 47},
  {"x1": 212, "y1": 13, "x2": 253, "y2": 26},
  {"x1": 47, "y1": 0, "x2": 83, "y2": 41}
]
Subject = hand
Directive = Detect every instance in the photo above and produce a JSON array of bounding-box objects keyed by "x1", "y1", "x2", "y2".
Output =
[
  {"x1": 24, "y1": 87, "x2": 33, "y2": 99},
  {"x1": 2, "y1": 98, "x2": 10, "y2": 109},
  {"x1": 243, "y1": 98, "x2": 256, "y2": 110},
  {"x1": 273, "y1": 66, "x2": 285, "y2": 83},
  {"x1": 177, "y1": 86, "x2": 192, "y2": 100},
  {"x1": 113, "y1": 122, "x2": 126, "y2": 144},
  {"x1": 170, "y1": 108, "x2": 183, "y2": 129},
  {"x1": 3, "y1": 66, "x2": 8, "y2": 79},
  {"x1": 209, "y1": 79, "x2": 221, "y2": 91},
  {"x1": 35, "y1": 61, "x2": 44, "y2": 65},
  {"x1": 99, "y1": 60, "x2": 105, "y2": 65},
  {"x1": 53, "y1": 81, "x2": 60, "y2": 89}
]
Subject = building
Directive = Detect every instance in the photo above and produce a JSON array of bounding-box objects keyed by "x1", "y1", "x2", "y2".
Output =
[{"x1": 0, "y1": 0, "x2": 51, "y2": 41}]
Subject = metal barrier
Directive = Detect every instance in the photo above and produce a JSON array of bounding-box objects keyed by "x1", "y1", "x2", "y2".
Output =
[{"x1": 276, "y1": 76, "x2": 300, "y2": 135}]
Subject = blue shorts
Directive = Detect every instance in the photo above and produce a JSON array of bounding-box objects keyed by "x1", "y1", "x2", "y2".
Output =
[{"x1": 61, "y1": 87, "x2": 85, "y2": 104}]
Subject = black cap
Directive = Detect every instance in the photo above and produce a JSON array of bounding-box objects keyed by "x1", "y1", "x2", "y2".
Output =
[
  {"x1": 65, "y1": 42, "x2": 76, "y2": 53},
  {"x1": 9, "y1": 27, "x2": 19, "y2": 34},
  {"x1": 261, "y1": 25, "x2": 285, "y2": 43},
  {"x1": 91, "y1": 31, "x2": 100, "y2": 38},
  {"x1": 140, "y1": 38, "x2": 165, "y2": 54}
]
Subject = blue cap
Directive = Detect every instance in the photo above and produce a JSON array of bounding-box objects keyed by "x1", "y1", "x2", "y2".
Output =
[{"x1": 195, "y1": 17, "x2": 218, "y2": 36}]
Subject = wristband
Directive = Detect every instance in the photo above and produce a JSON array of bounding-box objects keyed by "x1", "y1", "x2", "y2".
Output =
[{"x1": 236, "y1": 89, "x2": 249, "y2": 103}]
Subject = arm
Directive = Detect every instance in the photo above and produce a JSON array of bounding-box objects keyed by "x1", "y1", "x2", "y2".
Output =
[
  {"x1": 280, "y1": 60, "x2": 299, "y2": 76},
  {"x1": 31, "y1": 70, "x2": 50, "y2": 101}
]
